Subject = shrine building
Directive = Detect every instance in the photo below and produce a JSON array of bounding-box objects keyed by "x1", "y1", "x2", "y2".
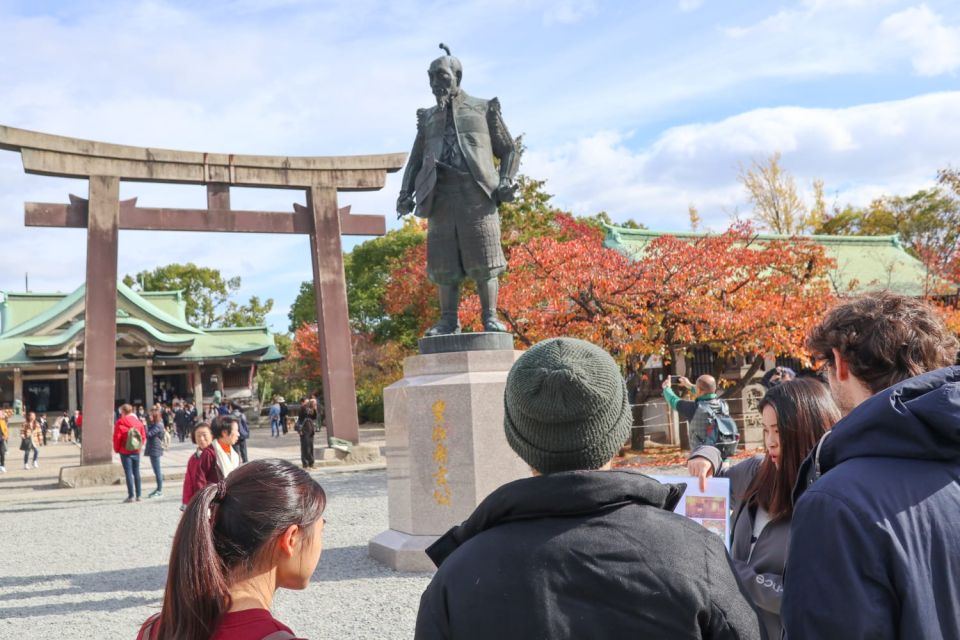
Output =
[
  {"x1": 0, "y1": 281, "x2": 281, "y2": 414},
  {"x1": 603, "y1": 227, "x2": 937, "y2": 297}
]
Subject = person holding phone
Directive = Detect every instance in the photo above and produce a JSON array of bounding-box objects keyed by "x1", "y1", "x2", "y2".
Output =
[
  {"x1": 686, "y1": 378, "x2": 839, "y2": 639},
  {"x1": 662, "y1": 374, "x2": 735, "y2": 451}
]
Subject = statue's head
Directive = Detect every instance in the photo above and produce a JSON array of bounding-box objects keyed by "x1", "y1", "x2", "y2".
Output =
[{"x1": 428, "y1": 43, "x2": 462, "y2": 108}]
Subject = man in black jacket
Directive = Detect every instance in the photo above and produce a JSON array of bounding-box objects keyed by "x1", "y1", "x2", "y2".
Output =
[
  {"x1": 414, "y1": 337, "x2": 762, "y2": 640},
  {"x1": 783, "y1": 291, "x2": 960, "y2": 639}
]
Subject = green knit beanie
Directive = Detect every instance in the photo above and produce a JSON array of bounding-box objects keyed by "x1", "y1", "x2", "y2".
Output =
[{"x1": 504, "y1": 337, "x2": 632, "y2": 474}]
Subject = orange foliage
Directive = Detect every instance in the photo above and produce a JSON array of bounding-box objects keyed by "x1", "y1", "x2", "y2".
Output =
[
  {"x1": 382, "y1": 214, "x2": 837, "y2": 367},
  {"x1": 288, "y1": 322, "x2": 324, "y2": 394},
  {"x1": 495, "y1": 216, "x2": 836, "y2": 365},
  {"x1": 383, "y1": 241, "x2": 438, "y2": 336}
]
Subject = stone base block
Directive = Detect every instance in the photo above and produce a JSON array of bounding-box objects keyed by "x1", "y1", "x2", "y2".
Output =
[
  {"x1": 59, "y1": 463, "x2": 124, "y2": 488},
  {"x1": 418, "y1": 332, "x2": 514, "y2": 355},
  {"x1": 368, "y1": 529, "x2": 438, "y2": 573},
  {"x1": 317, "y1": 444, "x2": 383, "y2": 465}
]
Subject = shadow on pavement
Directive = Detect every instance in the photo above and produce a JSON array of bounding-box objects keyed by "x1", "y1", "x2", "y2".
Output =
[
  {"x1": 0, "y1": 565, "x2": 167, "y2": 596},
  {"x1": 0, "y1": 595, "x2": 160, "y2": 618}
]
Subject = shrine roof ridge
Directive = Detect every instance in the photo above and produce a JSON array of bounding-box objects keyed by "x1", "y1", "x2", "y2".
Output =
[{"x1": 602, "y1": 223, "x2": 905, "y2": 248}]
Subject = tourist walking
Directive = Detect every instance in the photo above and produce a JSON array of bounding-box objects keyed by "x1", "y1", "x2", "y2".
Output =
[
  {"x1": 173, "y1": 402, "x2": 192, "y2": 443},
  {"x1": 145, "y1": 406, "x2": 165, "y2": 498},
  {"x1": 182, "y1": 422, "x2": 214, "y2": 508},
  {"x1": 71, "y1": 410, "x2": 82, "y2": 445},
  {"x1": 269, "y1": 397, "x2": 281, "y2": 438},
  {"x1": 113, "y1": 404, "x2": 146, "y2": 503},
  {"x1": 230, "y1": 403, "x2": 250, "y2": 464},
  {"x1": 0, "y1": 410, "x2": 8, "y2": 472},
  {"x1": 297, "y1": 398, "x2": 318, "y2": 469},
  {"x1": 137, "y1": 459, "x2": 326, "y2": 640},
  {"x1": 687, "y1": 378, "x2": 840, "y2": 639},
  {"x1": 39, "y1": 413, "x2": 49, "y2": 446},
  {"x1": 58, "y1": 411, "x2": 71, "y2": 443},
  {"x1": 782, "y1": 292, "x2": 960, "y2": 639},
  {"x1": 414, "y1": 338, "x2": 762, "y2": 639},
  {"x1": 20, "y1": 412, "x2": 42, "y2": 469},
  {"x1": 278, "y1": 397, "x2": 289, "y2": 435}
]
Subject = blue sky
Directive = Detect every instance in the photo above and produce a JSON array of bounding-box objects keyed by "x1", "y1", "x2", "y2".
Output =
[{"x1": 1, "y1": 0, "x2": 958, "y2": 333}]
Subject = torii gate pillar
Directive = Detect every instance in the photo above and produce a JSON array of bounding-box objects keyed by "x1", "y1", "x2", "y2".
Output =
[
  {"x1": 83, "y1": 176, "x2": 122, "y2": 464},
  {"x1": 0, "y1": 125, "x2": 405, "y2": 465}
]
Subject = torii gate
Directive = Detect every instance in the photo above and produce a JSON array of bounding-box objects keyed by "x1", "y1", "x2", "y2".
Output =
[{"x1": 0, "y1": 125, "x2": 405, "y2": 466}]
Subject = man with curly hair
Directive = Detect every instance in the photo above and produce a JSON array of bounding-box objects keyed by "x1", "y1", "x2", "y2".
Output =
[{"x1": 783, "y1": 290, "x2": 960, "y2": 639}]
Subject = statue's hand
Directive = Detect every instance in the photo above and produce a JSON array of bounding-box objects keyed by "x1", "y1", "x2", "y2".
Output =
[
  {"x1": 496, "y1": 179, "x2": 518, "y2": 204},
  {"x1": 397, "y1": 193, "x2": 415, "y2": 218}
]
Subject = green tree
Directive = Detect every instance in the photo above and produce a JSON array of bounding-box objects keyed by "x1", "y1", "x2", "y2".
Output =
[
  {"x1": 813, "y1": 188, "x2": 960, "y2": 276},
  {"x1": 255, "y1": 333, "x2": 307, "y2": 404},
  {"x1": 739, "y1": 152, "x2": 813, "y2": 234},
  {"x1": 288, "y1": 217, "x2": 425, "y2": 345},
  {"x1": 219, "y1": 295, "x2": 274, "y2": 327},
  {"x1": 288, "y1": 281, "x2": 316, "y2": 333},
  {"x1": 123, "y1": 263, "x2": 272, "y2": 328}
]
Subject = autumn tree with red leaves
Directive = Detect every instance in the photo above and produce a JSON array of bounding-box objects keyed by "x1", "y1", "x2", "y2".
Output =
[
  {"x1": 286, "y1": 321, "x2": 414, "y2": 421},
  {"x1": 495, "y1": 216, "x2": 835, "y2": 393}
]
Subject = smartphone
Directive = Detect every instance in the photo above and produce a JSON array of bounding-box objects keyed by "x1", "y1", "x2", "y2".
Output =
[{"x1": 670, "y1": 375, "x2": 682, "y2": 384}]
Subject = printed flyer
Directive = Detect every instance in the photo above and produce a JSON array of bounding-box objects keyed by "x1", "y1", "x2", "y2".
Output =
[{"x1": 649, "y1": 475, "x2": 731, "y2": 549}]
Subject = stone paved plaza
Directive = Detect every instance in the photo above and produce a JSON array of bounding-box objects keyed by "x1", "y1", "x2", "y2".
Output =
[
  {"x1": 0, "y1": 428, "x2": 687, "y2": 639},
  {"x1": 0, "y1": 429, "x2": 432, "y2": 640}
]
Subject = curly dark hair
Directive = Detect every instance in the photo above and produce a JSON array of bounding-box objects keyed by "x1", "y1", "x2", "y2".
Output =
[{"x1": 806, "y1": 290, "x2": 959, "y2": 393}]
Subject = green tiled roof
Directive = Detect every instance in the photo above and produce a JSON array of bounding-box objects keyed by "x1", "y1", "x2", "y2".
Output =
[
  {"x1": 139, "y1": 290, "x2": 188, "y2": 322},
  {"x1": 603, "y1": 226, "x2": 942, "y2": 296},
  {"x1": 0, "y1": 292, "x2": 67, "y2": 330},
  {"x1": 0, "y1": 282, "x2": 280, "y2": 366}
]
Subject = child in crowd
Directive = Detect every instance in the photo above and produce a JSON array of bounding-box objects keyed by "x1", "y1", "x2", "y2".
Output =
[{"x1": 181, "y1": 422, "x2": 213, "y2": 508}]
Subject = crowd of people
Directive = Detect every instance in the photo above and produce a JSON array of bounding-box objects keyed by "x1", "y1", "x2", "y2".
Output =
[
  {"x1": 109, "y1": 394, "x2": 325, "y2": 506},
  {"x1": 0, "y1": 408, "x2": 83, "y2": 473},
  {"x1": 111, "y1": 398, "x2": 261, "y2": 503},
  {"x1": 130, "y1": 290, "x2": 960, "y2": 639}
]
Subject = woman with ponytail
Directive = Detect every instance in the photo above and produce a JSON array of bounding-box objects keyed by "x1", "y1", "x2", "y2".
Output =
[{"x1": 137, "y1": 458, "x2": 327, "y2": 640}]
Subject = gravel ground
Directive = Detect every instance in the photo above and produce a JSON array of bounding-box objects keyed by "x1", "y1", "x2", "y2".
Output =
[
  {"x1": 0, "y1": 426, "x2": 690, "y2": 640},
  {"x1": 0, "y1": 468, "x2": 433, "y2": 640}
]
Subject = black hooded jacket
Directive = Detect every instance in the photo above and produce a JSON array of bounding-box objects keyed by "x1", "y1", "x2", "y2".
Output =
[
  {"x1": 414, "y1": 470, "x2": 763, "y2": 640},
  {"x1": 783, "y1": 366, "x2": 960, "y2": 639}
]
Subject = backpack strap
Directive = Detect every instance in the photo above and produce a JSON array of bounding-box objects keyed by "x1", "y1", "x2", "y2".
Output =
[
  {"x1": 811, "y1": 430, "x2": 833, "y2": 483},
  {"x1": 261, "y1": 631, "x2": 298, "y2": 640}
]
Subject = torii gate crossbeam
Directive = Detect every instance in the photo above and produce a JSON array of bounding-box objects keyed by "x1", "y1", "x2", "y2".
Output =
[{"x1": 0, "y1": 125, "x2": 405, "y2": 466}]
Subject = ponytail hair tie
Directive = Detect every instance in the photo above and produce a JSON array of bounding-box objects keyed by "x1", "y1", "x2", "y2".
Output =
[{"x1": 214, "y1": 480, "x2": 228, "y2": 503}]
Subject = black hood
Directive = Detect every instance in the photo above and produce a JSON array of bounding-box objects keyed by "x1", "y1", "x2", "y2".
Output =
[
  {"x1": 819, "y1": 365, "x2": 960, "y2": 474},
  {"x1": 426, "y1": 469, "x2": 686, "y2": 567}
]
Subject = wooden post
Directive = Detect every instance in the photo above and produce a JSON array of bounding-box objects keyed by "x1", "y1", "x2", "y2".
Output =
[
  {"x1": 13, "y1": 367, "x2": 23, "y2": 415},
  {"x1": 193, "y1": 364, "x2": 203, "y2": 406},
  {"x1": 80, "y1": 175, "x2": 120, "y2": 465},
  {"x1": 67, "y1": 360, "x2": 78, "y2": 413},
  {"x1": 144, "y1": 360, "x2": 154, "y2": 408},
  {"x1": 308, "y1": 186, "x2": 360, "y2": 444}
]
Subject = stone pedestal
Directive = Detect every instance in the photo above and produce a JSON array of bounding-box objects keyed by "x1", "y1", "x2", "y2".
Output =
[
  {"x1": 59, "y1": 462, "x2": 124, "y2": 488},
  {"x1": 369, "y1": 344, "x2": 529, "y2": 572}
]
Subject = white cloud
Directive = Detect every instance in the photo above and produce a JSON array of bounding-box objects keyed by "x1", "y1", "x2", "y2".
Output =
[
  {"x1": 543, "y1": 0, "x2": 597, "y2": 25},
  {"x1": 879, "y1": 4, "x2": 960, "y2": 75},
  {"x1": 678, "y1": 0, "x2": 704, "y2": 12},
  {"x1": 2, "y1": 1, "x2": 960, "y2": 330},
  {"x1": 524, "y1": 92, "x2": 960, "y2": 230}
]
